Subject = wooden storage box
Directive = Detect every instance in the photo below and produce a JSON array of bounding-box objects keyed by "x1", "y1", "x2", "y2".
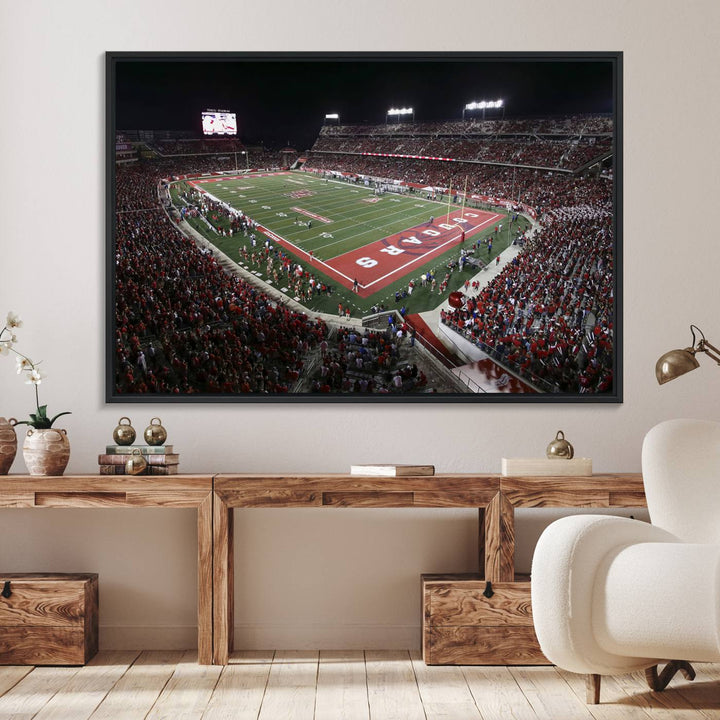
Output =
[
  {"x1": 422, "y1": 573, "x2": 548, "y2": 665},
  {"x1": 0, "y1": 573, "x2": 98, "y2": 665}
]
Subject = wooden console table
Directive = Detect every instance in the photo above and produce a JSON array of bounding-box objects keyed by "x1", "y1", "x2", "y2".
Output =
[
  {"x1": 212, "y1": 473, "x2": 646, "y2": 665},
  {"x1": 0, "y1": 475, "x2": 214, "y2": 665},
  {"x1": 0, "y1": 473, "x2": 647, "y2": 666}
]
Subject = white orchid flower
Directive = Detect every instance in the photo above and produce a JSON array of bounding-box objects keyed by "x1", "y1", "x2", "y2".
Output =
[
  {"x1": 6, "y1": 312, "x2": 22, "y2": 329},
  {"x1": 16, "y1": 356, "x2": 33, "y2": 373},
  {"x1": 0, "y1": 341, "x2": 10, "y2": 356},
  {"x1": 25, "y1": 368, "x2": 46, "y2": 385}
]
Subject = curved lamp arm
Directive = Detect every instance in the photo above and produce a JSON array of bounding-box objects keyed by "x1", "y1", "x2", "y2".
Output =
[{"x1": 656, "y1": 325, "x2": 720, "y2": 384}]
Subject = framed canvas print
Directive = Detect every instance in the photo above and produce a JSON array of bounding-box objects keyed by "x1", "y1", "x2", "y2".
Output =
[{"x1": 107, "y1": 51, "x2": 622, "y2": 403}]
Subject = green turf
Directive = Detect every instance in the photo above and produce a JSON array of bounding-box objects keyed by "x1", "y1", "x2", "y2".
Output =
[{"x1": 169, "y1": 171, "x2": 529, "y2": 318}]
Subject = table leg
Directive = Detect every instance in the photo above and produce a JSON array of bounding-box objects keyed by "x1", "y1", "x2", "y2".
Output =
[
  {"x1": 483, "y1": 492, "x2": 515, "y2": 582},
  {"x1": 197, "y1": 493, "x2": 213, "y2": 665},
  {"x1": 213, "y1": 492, "x2": 234, "y2": 665},
  {"x1": 478, "y1": 507, "x2": 486, "y2": 577}
]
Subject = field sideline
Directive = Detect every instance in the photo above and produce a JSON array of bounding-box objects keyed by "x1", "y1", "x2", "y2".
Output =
[{"x1": 173, "y1": 170, "x2": 527, "y2": 316}]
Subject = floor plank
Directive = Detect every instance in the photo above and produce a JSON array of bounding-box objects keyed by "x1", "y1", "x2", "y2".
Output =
[
  {"x1": 365, "y1": 650, "x2": 425, "y2": 720},
  {"x1": 202, "y1": 651, "x2": 274, "y2": 720},
  {"x1": 314, "y1": 650, "x2": 369, "y2": 720},
  {"x1": 33, "y1": 651, "x2": 140, "y2": 720},
  {"x1": 410, "y1": 649, "x2": 483, "y2": 720},
  {"x1": 510, "y1": 666, "x2": 596, "y2": 720},
  {"x1": 89, "y1": 650, "x2": 184, "y2": 720},
  {"x1": 1, "y1": 652, "x2": 718, "y2": 720},
  {"x1": 145, "y1": 649, "x2": 223, "y2": 720},
  {"x1": 0, "y1": 665, "x2": 80, "y2": 719},
  {"x1": 463, "y1": 665, "x2": 538, "y2": 720},
  {"x1": 0, "y1": 667, "x2": 33, "y2": 699},
  {"x1": 257, "y1": 650, "x2": 319, "y2": 720}
]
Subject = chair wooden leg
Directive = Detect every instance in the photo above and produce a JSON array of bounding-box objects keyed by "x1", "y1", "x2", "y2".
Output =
[
  {"x1": 586, "y1": 674, "x2": 601, "y2": 704},
  {"x1": 645, "y1": 661, "x2": 696, "y2": 692}
]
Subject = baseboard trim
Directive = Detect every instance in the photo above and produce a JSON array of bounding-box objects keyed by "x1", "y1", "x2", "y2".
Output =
[
  {"x1": 100, "y1": 625, "x2": 198, "y2": 650},
  {"x1": 99, "y1": 623, "x2": 421, "y2": 650},
  {"x1": 233, "y1": 623, "x2": 421, "y2": 650}
]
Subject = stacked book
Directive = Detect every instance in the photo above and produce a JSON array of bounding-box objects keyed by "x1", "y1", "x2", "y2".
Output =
[
  {"x1": 98, "y1": 445, "x2": 180, "y2": 475},
  {"x1": 350, "y1": 464, "x2": 435, "y2": 477}
]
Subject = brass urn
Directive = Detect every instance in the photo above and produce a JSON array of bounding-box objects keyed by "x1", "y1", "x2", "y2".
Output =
[
  {"x1": 546, "y1": 430, "x2": 574, "y2": 459},
  {"x1": 125, "y1": 449, "x2": 147, "y2": 475},
  {"x1": 112, "y1": 417, "x2": 136, "y2": 446},
  {"x1": 144, "y1": 417, "x2": 167, "y2": 446}
]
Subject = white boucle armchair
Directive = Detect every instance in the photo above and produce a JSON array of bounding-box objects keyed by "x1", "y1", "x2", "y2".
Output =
[{"x1": 531, "y1": 418, "x2": 720, "y2": 703}]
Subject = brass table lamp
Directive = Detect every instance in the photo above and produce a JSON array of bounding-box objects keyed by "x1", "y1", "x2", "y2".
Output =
[{"x1": 655, "y1": 325, "x2": 720, "y2": 384}]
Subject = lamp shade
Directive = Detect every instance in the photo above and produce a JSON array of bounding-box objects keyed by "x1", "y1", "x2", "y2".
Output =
[{"x1": 655, "y1": 348, "x2": 700, "y2": 385}]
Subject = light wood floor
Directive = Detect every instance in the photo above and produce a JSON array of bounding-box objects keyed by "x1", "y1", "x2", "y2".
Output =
[{"x1": 0, "y1": 650, "x2": 718, "y2": 719}]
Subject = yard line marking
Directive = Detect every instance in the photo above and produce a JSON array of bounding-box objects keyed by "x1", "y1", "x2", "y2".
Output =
[{"x1": 258, "y1": 225, "x2": 356, "y2": 285}]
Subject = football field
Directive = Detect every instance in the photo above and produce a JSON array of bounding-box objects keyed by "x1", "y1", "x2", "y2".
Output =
[{"x1": 174, "y1": 170, "x2": 521, "y2": 315}]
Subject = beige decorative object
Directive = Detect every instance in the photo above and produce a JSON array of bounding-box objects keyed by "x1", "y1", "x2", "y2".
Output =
[
  {"x1": 144, "y1": 417, "x2": 167, "y2": 446},
  {"x1": 112, "y1": 416, "x2": 136, "y2": 445},
  {"x1": 0, "y1": 417, "x2": 18, "y2": 475},
  {"x1": 22, "y1": 428, "x2": 70, "y2": 476},
  {"x1": 501, "y1": 457, "x2": 592, "y2": 476},
  {"x1": 546, "y1": 430, "x2": 575, "y2": 459}
]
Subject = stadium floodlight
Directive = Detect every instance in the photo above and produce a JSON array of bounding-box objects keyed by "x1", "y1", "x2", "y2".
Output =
[
  {"x1": 463, "y1": 99, "x2": 504, "y2": 120},
  {"x1": 325, "y1": 113, "x2": 340, "y2": 123},
  {"x1": 387, "y1": 107, "x2": 414, "y2": 124}
]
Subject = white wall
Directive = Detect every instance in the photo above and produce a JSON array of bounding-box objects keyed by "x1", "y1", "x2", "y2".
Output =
[{"x1": 1, "y1": 0, "x2": 719, "y2": 650}]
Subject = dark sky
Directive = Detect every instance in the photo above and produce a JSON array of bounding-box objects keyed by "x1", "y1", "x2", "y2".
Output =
[{"x1": 114, "y1": 54, "x2": 616, "y2": 150}]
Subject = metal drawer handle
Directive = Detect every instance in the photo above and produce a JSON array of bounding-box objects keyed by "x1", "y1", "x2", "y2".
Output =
[
  {"x1": 1, "y1": 581, "x2": 11, "y2": 598},
  {"x1": 483, "y1": 581, "x2": 494, "y2": 598}
]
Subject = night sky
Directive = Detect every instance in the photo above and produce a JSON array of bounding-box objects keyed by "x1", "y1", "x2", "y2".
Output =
[{"x1": 114, "y1": 55, "x2": 616, "y2": 150}]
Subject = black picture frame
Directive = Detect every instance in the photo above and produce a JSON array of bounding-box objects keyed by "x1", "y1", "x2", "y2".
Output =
[{"x1": 107, "y1": 51, "x2": 622, "y2": 403}]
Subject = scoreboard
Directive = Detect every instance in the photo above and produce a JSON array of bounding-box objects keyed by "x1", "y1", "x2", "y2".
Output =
[{"x1": 202, "y1": 110, "x2": 237, "y2": 136}]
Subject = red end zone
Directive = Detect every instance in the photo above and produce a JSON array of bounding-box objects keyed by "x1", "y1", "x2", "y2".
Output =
[
  {"x1": 331, "y1": 209, "x2": 501, "y2": 297},
  {"x1": 261, "y1": 208, "x2": 501, "y2": 298}
]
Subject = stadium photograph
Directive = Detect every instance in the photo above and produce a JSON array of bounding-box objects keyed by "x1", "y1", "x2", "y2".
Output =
[{"x1": 108, "y1": 52, "x2": 620, "y2": 401}]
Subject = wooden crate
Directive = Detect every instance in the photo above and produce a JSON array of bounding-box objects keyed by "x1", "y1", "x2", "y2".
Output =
[
  {"x1": 0, "y1": 573, "x2": 98, "y2": 665},
  {"x1": 422, "y1": 573, "x2": 548, "y2": 665}
]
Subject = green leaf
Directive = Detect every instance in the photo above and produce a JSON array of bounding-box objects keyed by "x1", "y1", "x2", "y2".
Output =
[
  {"x1": 48, "y1": 411, "x2": 71, "y2": 427},
  {"x1": 36, "y1": 405, "x2": 48, "y2": 419}
]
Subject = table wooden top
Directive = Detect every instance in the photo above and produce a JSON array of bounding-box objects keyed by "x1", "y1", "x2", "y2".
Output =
[
  {"x1": 0, "y1": 474, "x2": 213, "y2": 508},
  {"x1": 214, "y1": 473, "x2": 646, "y2": 509}
]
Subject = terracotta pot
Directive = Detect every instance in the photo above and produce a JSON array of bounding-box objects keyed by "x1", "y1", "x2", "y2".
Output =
[
  {"x1": 0, "y1": 417, "x2": 17, "y2": 475},
  {"x1": 22, "y1": 428, "x2": 70, "y2": 476}
]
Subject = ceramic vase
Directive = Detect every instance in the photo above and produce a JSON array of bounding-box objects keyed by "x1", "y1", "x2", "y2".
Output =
[
  {"x1": 22, "y1": 428, "x2": 70, "y2": 476},
  {"x1": 0, "y1": 417, "x2": 17, "y2": 475}
]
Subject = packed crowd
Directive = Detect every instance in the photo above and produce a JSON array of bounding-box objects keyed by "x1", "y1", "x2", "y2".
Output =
[
  {"x1": 312, "y1": 135, "x2": 611, "y2": 170},
  {"x1": 308, "y1": 324, "x2": 427, "y2": 394},
  {"x1": 440, "y1": 209, "x2": 614, "y2": 393},
  {"x1": 114, "y1": 163, "x2": 330, "y2": 395},
  {"x1": 319, "y1": 114, "x2": 612, "y2": 137}
]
